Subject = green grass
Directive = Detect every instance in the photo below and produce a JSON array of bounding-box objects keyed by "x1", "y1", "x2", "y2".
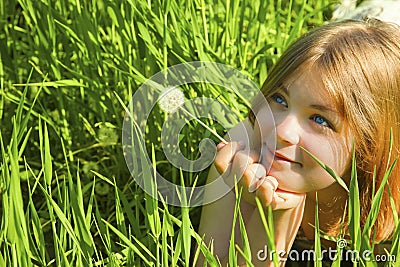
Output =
[{"x1": 1, "y1": 0, "x2": 398, "y2": 266}]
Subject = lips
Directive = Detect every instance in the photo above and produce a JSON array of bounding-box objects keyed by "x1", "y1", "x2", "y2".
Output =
[
  {"x1": 273, "y1": 151, "x2": 302, "y2": 167},
  {"x1": 274, "y1": 152, "x2": 294, "y2": 162},
  {"x1": 261, "y1": 144, "x2": 303, "y2": 168}
]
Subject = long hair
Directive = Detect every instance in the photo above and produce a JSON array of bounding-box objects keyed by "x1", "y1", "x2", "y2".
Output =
[{"x1": 249, "y1": 19, "x2": 400, "y2": 242}]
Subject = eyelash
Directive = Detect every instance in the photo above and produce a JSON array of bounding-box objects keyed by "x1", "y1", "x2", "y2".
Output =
[
  {"x1": 270, "y1": 93, "x2": 288, "y2": 108},
  {"x1": 269, "y1": 93, "x2": 335, "y2": 130},
  {"x1": 310, "y1": 115, "x2": 334, "y2": 130}
]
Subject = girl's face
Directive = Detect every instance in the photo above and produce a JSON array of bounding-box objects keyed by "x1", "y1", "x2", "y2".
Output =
[{"x1": 253, "y1": 68, "x2": 353, "y2": 193}]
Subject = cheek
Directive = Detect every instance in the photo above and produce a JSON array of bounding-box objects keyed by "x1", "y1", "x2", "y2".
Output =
[
  {"x1": 303, "y1": 137, "x2": 351, "y2": 177},
  {"x1": 253, "y1": 108, "x2": 276, "y2": 147}
]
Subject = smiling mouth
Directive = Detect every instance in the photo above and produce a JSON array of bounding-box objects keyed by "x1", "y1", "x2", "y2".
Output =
[
  {"x1": 274, "y1": 153, "x2": 293, "y2": 162},
  {"x1": 273, "y1": 152, "x2": 303, "y2": 167},
  {"x1": 260, "y1": 143, "x2": 303, "y2": 167}
]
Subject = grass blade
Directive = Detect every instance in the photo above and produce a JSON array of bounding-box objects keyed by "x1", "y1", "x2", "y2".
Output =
[{"x1": 301, "y1": 146, "x2": 349, "y2": 193}]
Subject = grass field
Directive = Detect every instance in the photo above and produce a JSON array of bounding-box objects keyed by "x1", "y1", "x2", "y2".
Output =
[{"x1": 1, "y1": 0, "x2": 399, "y2": 266}]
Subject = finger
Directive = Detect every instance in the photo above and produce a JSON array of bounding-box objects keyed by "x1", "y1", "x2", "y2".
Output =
[
  {"x1": 216, "y1": 142, "x2": 227, "y2": 151},
  {"x1": 255, "y1": 177, "x2": 278, "y2": 207},
  {"x1": 228, "y1": 150, "x2": 259, "y2": 185},
  {"x1": 214, "y1": 141, "x2": 244, "y2": 174},
  {"x1": 240, "y1": 163, "x2": 267, "y2": 193},
  {"x1": 250, "y1": 175, "x2": 278, "y2": 193},
  {"x1": 271, "y1": 190, "x2": 306, "y2": 210}
]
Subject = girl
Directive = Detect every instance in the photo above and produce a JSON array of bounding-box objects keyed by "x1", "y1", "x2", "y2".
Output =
[{"x1": 197, "y1": 19, "x2": 400, "y2": 266}]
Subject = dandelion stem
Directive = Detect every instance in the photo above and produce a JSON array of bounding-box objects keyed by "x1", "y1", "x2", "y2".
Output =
[{"x1": 179, "y1": 106, "x2": 228, "y2": 144}]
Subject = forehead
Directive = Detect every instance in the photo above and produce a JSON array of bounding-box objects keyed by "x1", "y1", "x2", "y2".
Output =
[
  {"x1": 282, "y1": 66, "x2": 329, "y2": 100},
  {"x1": 279, "y1": 64, "x2": 344, "y2": 114}
]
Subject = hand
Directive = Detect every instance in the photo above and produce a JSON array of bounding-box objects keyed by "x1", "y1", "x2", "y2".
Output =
[
  {"x1": 214, "y1": 141, "x2": 305, "y2": 211},
  {"x1": 214, "y1": 142, "x2": 275, "y2": 207}
]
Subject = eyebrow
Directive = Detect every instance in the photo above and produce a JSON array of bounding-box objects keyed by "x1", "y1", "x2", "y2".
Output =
[
  {"x1": 278, "y1": 84, "x2": 338, "y2": 115},
  {"x1": 309, "y1": 104, "x2": 339, "y2": 115},
  {"x1": 279, "y1": 84, "x2": 289, "y2": 95}
]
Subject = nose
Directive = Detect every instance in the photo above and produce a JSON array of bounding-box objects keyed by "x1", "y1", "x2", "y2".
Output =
[{"x1": 276, "y1": 115, "x2": 300, "y2": 145}]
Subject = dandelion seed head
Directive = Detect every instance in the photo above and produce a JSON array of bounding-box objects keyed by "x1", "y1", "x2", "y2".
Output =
[{"x1": 158, "y1": 87, "x2": 185, "y2": 113}]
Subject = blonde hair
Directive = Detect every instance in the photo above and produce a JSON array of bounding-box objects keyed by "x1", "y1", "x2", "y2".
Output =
[{"x1": 250, "y1": 19, "x2": 400, "y2": 242}]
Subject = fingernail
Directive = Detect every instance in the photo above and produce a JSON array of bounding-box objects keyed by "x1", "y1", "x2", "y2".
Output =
[
  {"x1": 248, "y1": 183, "x2": 257, "y2": 193},
  {"x1": 217, "y1": 142, "x2": 226, "y2": 150},
  {"x1": 248, "y1": 177, "x2": 263, "y2": 193},
  {"x1": 267, "y1": 176, "x2": 278, "y2": 191}
]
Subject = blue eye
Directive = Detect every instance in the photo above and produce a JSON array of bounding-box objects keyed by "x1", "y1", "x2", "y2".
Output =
[
  {"x1": 311, "y1": 115, "x2": 332, "y2": 128},
  {"x1": 271, "y1": 93, "x2": 288, "y2": 107}
]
